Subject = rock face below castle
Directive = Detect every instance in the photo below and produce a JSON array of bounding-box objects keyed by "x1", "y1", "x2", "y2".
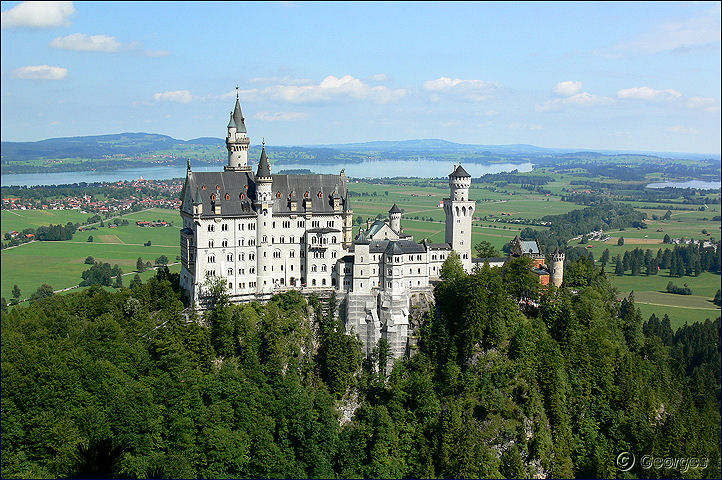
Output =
[{"x1": 179, "y1": 93, "x2": 475, "y2": 361}]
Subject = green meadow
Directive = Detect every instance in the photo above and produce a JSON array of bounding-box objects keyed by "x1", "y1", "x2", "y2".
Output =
[
  {"x1": 1, "y1": 209, "x2": 92, "y2": 233},
  {"x1": 1, "y1": 208, "x2": 181, "y2": 300}
]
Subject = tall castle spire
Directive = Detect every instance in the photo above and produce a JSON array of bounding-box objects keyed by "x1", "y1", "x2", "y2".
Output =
[{"x1": 225, "y1": 87, "x2": 251, "y2": 171}]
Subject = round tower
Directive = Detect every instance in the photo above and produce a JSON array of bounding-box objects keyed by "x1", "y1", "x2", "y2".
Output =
[
  {"x1": 389, "y1": 204, "x2": 402, "y2": 233},
  {"x1": 225, "y1": 88, "x2": 251, "y2": 171},
  {"x1": 255, "y1": 143, "x2": 274, "y2": 294},
  {"x1": 444, "y1": 164, "x2": 474, "y2": 272},
  {"x1": 550, "y1": 248, "x2": 565, "y2": 287}
]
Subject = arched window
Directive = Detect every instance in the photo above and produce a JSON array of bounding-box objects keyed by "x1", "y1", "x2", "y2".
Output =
[
  {"x1": 322, "y1": 278, "x2": 326, "y2": 286},
  {"x1": 225, "y1": 193, "x2": 230, "y2": 200},
  {"x1": 332, "y1": 236, "x2": 336, "y2": 243},
  {"x1": 240, "y1": 193, "x2": 245, "y2": 199},
  {"x1": 312, "y1": 279, "x2": 316, "y2": 286},
  {"x1": 208, "y1": 240, "x2": 214, "y2": 248},
  {"x1": 276, "y1": 192, "x2": 282, "y2": 198},
  {"x1": 317, "y1": 191, "x2": 323, "y2": 198},
  {"x1": 210, "y1": 193, "x2": 216, "y2": 201},
  {"x1": 304, "y1": 191, "x2": 310, "y2": 198},
  {"x1": 321, "y1": 264, "x2": 327, "y2": 272},
  {"x1": 312, "y1": 264, "x2": 317, "y2": 272}
]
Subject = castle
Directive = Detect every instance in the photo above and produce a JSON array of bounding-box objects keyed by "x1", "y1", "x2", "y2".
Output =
[{"x1": 179, "y1": 94, "x2": 561, "y2": 359}]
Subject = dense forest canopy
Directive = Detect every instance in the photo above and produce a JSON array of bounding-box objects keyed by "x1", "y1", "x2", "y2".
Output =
[{"x1": 1, "y1": 259, "x2": 720, "y2": 479}]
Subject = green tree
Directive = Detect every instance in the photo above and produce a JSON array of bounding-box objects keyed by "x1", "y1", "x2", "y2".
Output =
[
  {"x1": 29, "y1": 284, "x2": 54, "y2": 302},
  {"x1": 87, "y1": 235, "x2": 94, "y2": 242},
  {"x1": 1, "y1": 297, "x2": 8, "y2": 314},
  {"x1": 474, "y1": 240, "x2": 499, "y2": 258},
  {"x1": 600, "y1": 248, "x2": 610, "y2": 267},
  {"x1": 129, "y1": 274, "x2": 142, "y2": 289},
  {"x1": 155, "y1": 255, "x2": 169, "y2": 266},
  {"x1": 11, "y1": 284, "x2": 21, "y2": 304},
  {"x1": 504, "y1": 256, "x2": 539, "y2": 301},
  {"x1": 440, "y1": 251, "x2": 465, "y2": 282},
  {"x1": 136, "y1": 257, "x2": 145, "y2": 272},
  {"x1": 617, "y1": 236, "x2": 625, "y2": 246},
  {"x1": 714, "y1": 289, "x2": 721, "y2": 307},
  {"x1": 663, "y1": 233, "x2": 671, "y2": 243},
  {"x1": 113, "y1": 272, "x2": 123, "y2": 289},
  {"x1": 84, "y1": 256, "x2": 95, "y2": 264}
]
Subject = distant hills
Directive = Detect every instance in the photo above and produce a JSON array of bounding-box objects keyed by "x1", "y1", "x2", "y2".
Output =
[{"x1": 1, "y1": 133, "x2": 719, "y2": 173}]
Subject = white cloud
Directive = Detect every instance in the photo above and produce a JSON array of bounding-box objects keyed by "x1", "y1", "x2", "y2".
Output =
[
  {"x1": 153, "y1": 90, "x2": 194, "y2": 103},
  {"x1": 1, "y1": 1, "x2": 74, "y2": 29},
  {"x1": 553, "y1": 81, "x2": 582, "y2": 97},
  {"x1": 423, "y1": 77, "x2": 498, "y2": 101},
  {"x1": 666, "y1": 126, "x2": 698, "y2": 134},
  {"x1": 50, "y1": 32, "x2": 169, "y2": 56},
  {"x1": 605, "y1": 6, "x2": 721, "y2": 55},
  {"x1": 253, "y1": 111, "x2": 310, "y2": 122},
  {"x1": 617, "y1": 86, "x2": 682, "y2": 101},
  {"x1": 13, "y1": 65, "x2": 67, "y2": 80},
  {"x1": 687, "y1": 96, "x2": 720, "y2": 113},
  {"x1": 50, "y1": 33, "x2": 121, "y2": 52},
  {"x1": 262, "y1": 75, "x2": 407, "y2": 104},
  {"x1": 537, "y1": 92, "x2": 614, "y2": 112},
  {"x1": 369, "y1": 73, "x2": 389, "y2": 82}
]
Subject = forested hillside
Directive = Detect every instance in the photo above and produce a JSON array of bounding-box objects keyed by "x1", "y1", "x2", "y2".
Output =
[{"x1": 1, "y1": 260, "x2": 719, "y2": 478}]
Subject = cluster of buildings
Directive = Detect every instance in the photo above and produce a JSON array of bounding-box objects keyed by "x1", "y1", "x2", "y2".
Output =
[
  {"x1": 179, "y1": 95, "x2": 566, "y2": 360},
  {"x1": 1, "y1": 179, "x2": 182, "y2": 213}
]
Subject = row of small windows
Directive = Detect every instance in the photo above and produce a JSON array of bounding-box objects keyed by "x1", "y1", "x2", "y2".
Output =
[{"x1": 207, "y1": 223, "x2": 256, "y2": 232}]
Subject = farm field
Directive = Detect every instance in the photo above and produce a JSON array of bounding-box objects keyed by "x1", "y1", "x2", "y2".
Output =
[
  {"x1": 637, "y1": 303, "x2": 719, "y2": 331},
  {"x1": 1, "y1": 208, "x2": 182, "y2": 300},
  {"x1": 1, "y1": 208, "x2": 92, "y2": 233}
]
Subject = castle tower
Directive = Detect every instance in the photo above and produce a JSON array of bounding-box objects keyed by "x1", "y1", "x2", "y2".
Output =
[
  {"x1": 444, "y1": 164, "x2": 474, "y2": 271},
  {"x1": 255, "y1": 143, "x2": 274, "y2": 293},
  {"x1": 225, "y1": 89, "x2": 251, "y2": 172},
  {"x1": 550, "y1": 248, "x2": 565, "y2": 287},
  {"x1": 389, "y1": 204, "x2": 402, "y2": 233}
]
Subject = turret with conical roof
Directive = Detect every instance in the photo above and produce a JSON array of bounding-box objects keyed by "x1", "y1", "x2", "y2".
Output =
[
  {"x1": 225, "y1": 87, "x2": 251, "y2": 171},
  {"x1": 256, "y1": 143, "x2": 271, "y2": 179},
  {"x1": 444, "y1": 163, "x2": 475, "y2": 272},
  {"x1": 389, "y1": 204, "x2": 402, "y2": 232}
]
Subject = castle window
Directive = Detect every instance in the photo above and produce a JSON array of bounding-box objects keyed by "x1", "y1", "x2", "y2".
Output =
[
  {"x1": 211, "y1": 193, "x2": 216, "y2": 201},
  {"x1": 290, "y1": 236, "x2": 295, "y2": 243},
  {"x1": 312, "y1": 265, "x2": 317, "y2": 272},
  {"x1": 332, "y1": 251, "x2": 337, "y2": 258},
  {"x1": 227, "y1": 268, "x2": 233, "y2": 276},
  {"x1": 207, "y1": 224, "x2": 215, "y2": 232},
  {"x1": 321, "y1": 264, "x2": 327, "y2": 272},
  {"x1": 209, "y1": 240, "x2": 214, "y2": 248},
  {"x1": 317, "y1": 191, "x2": 323, "y2": 198},
  {"x1": 240, "y1": 193, "x2": 245, "y2": 200},
  {"x1": 276, "y1": 192, "x2": 282, "y2": 198},
  {"x1": 262, "y1": 235, "x2": 267, "y2": 243},
  {"x1": 332, "y1": 236, "x2": 336, "y2": 243},
  {"x1": 208, "y1": 255, "x2": 215, "y2": 263},
  {"x1": 238, "y1": 268, "x2": 243, "y2": 275},
  {"x1": 221, "y1": 240, "x2": 228, "y2": 247},
  {"x1": 228, "y1": 282, "x2": 232, "y2": 289},
  {"x1": 221, "y1": 223, "x2": 228, "y2": 231},
  {"x1": 322, "y1": 278, "x2": 326, "y2": 286},
  {"x1": 238, "y1": 239, "x2": 244, "y2": 246},
  {"x1": 239, "y1": 253, "x2": 244, "y2": 261},
  {"x1": 290, "y1": 250, "x2": 295, "y2": 258},
  {"x1": 304, "y1": 191, "x2": 310, "y2": 198},
  {"x1": 202, "y1": 185, "x2": 206, "y2": 190},
  {"x1": 312, "y1": 279, "x2": 316, "y2": 286},
  {"x1": 225, "y1": 193, "x2": 230, "y2": 200},
  {"x1": 249, "y1": 253, "x2": 255, "y2": 260},
  {"x1": 226, "y1": 254, "x2": 233, "y2": 261}
]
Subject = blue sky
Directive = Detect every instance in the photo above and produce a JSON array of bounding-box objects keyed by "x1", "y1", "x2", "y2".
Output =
[{"x1": 1, "y1": 1, "x2": 720, "y2": 154}]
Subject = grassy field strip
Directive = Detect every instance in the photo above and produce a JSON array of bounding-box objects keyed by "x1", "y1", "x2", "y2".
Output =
[
  {"x1": 628, "y1": 290, "x2": 720, "y2": 310},
  {"x1": 5, "y1": 210, "x2": 22, "y2": 217}
]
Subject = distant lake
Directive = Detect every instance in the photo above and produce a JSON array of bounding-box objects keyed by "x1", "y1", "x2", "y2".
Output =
[
  {"x1": 646, "y1": 180, "x2": 720, "y2": 190},
  {"x1": 0, "y1": 161, "x2": 533, "y2": 186}
]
